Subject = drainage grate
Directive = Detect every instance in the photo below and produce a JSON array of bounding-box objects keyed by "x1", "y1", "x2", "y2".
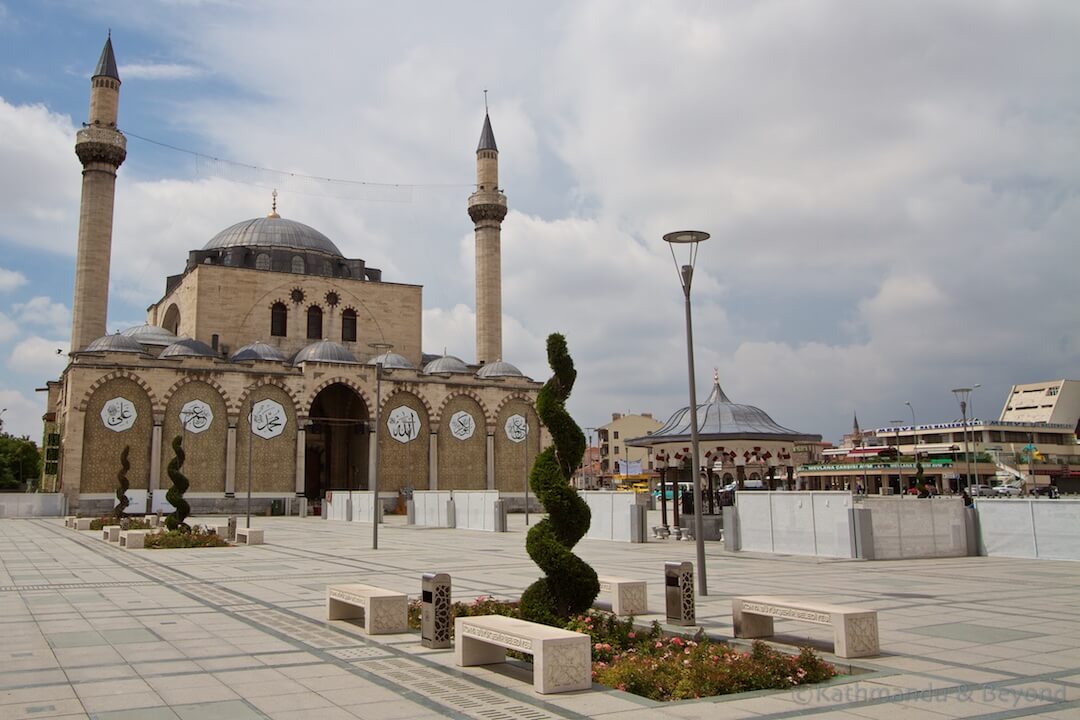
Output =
[
  {"x1": 327, "y1": 646, "x2": 391, "y2": 661},
  {"x1": 239, "y1": 608, "x2": 359, "y2": 649},
  {"x1": 362, "y1": 658, "x2": 563, "y2": 720}
]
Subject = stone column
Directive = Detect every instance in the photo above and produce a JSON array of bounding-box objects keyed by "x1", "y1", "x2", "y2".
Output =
[
  {"x1": 295, "y1": 427, "x2": 306, "y2": 495},
  {"x1": 149, "y1": 422, "x2": 163, "y2": 494},
  {"x1": 368, "y1": 429, "x2": 377, "y2": 491},
  {"x1": 429, "y1": 431, "x2": 438, "y2": 490},
  {"x1": 225, "y1": 423, "x2": 237, "y2": 496},
  {"x1": 486, "y1": 431, "x2": 496, "y2": 490}
]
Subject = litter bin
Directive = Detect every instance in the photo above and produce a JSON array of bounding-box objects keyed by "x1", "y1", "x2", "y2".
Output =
[
  {"x1": 664, "y1": 561, "x2": 695, "y2": 626},
  {"x1": 270, "y1": 499, "x2": 285, "y2": 516},
  {"x1": 421, "y1": 572, "x2": 452, "y2": 648}
]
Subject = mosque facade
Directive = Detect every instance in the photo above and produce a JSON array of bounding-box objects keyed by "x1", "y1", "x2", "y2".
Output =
[{"x1": 43, "y1": 37, "x2": 544, "y2": 514}]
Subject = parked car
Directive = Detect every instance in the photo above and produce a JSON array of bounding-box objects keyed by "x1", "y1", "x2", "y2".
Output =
[
  {"x1": 969, "y1": 484, "x2": 995, "y2": 497},
  {"x1": 995, "y1": 483, "x2": 1024, "y2": 497},
  {"x1": 1031, "y1": 485, "x2": 1060, "y2": 499}
]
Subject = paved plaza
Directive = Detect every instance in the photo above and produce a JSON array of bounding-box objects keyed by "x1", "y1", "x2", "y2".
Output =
[{"x1": 1, "y1": 512, "x2": 1079, "y2": 719}]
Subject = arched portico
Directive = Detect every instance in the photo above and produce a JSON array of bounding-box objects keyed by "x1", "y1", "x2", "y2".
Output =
[{"x1": 305, "y1": 383, "x2": 369, "y2": 499}]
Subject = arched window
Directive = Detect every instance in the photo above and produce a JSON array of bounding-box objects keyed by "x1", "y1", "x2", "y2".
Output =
[
  {"x1": 307, "y1": 305, "x2": 323, "y2": 340},
  {"x1": 341, "y1": 309, "x2": 357, "y2": 343},
  {"x1": 271, "y1": 302, "x2": 288, "y2": 337},
  {"x1": 291, "y1": 255, "x2": 305, "y2": 274},
  {"x1": 162, "y1": 304, "x2": 181, "y2": 335},
  {"x1": 256, "y1": 253, "x2": 271, "y2": 271}
]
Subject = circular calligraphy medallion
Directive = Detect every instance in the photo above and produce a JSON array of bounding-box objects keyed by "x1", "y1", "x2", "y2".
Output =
[
  {"x1": 250, "y1": 399, "x2": 288, "y2": 439},
  {"x1": 179, "y1": 400, "x2": 214, "y2": 434},
  {"x1": 504, "y1": 414, "x2": 528, "y2": 443},
  {"x1": 387, "y1": 406, "x2": 421, "y2": 443},
  {"x1": 101, "y1": 397, "x2": 137, "y2": 432},
  {"x1": 449, "y1": 410, "x2": 475, "y2": 440}
]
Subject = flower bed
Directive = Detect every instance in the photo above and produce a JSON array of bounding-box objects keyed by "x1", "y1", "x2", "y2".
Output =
[
  {"x1": 89, "y1": 516, "x2": 153, "y2": 531},
  {"x1": 406, "y1": 599, "x2": 836, "y2": 701},
  {"x1": 144, "y1": 525, "x2": 229, "y2": 549}
]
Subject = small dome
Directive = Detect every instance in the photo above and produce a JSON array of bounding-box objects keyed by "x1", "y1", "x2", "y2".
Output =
[
  {"x1": 160, "y1": 338, "x2": 217, "y2": 358},
  {"x1": 120, "y1": 324, "x2": 178, "y2": 347},
  {"x1": 366, "y1": 351, "x2": 415, "y2": 370},
  {"x1": 476, "y1": 360, "x2": 523, "y2": 378},
  {"x1": 293, "y1": 340, "x2": 358, "y2": 365},
  {"x1": 84, "y1": 333, "x2": 145, "y2": 354},
  {"x1": 423, "y1": 354, "x2": 470, "y2": 375},
  {"x1": 230, "y1": 341, "x2": 288, "y2": 363},
  {"x1": 203, "y1": 216, "x2": 343, "y2": 257}
]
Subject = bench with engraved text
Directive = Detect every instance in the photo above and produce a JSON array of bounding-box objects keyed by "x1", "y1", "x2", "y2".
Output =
[
  {"x1": 326, "y1": 583, "x2": 408, "y2": 635},
  {"x1": 732, "y1": 596, "x2": 879, "y2": 658},
  {"x1": 595, "y1": 576, "x2": 648, "y2": 616},
  {"x1": 455, "y1": 615, "x2": 592, "y2": 694}
]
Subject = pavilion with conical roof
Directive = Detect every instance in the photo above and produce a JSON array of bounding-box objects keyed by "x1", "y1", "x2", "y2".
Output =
[{"x1": 627, "y1": 371, "x2": 821, "y2": 497}]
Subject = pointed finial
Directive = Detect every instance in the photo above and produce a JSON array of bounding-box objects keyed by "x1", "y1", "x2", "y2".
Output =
[
  {"x1": 268, "y1": 189, "x2": 280, "y2": 218},
  {"x1": 713, "y1": 367, "x2": 719, "y2": 384},
  {"x1": 483, "y1": 88, "x2": 488, "y2": 112}
]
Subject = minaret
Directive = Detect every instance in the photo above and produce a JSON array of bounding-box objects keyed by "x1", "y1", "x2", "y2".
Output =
[
  {"x1": 70, "y1": 34, "x2": 127, "y2": 352},
  {"x1": 467, "y1": 109, "x2": 507, "y2": 365}
]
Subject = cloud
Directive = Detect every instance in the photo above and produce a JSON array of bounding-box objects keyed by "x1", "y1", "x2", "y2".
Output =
[
  {"x1": 0, "y1": 267, "x2": 26, "y2": 292},
  {"x1": 120, "y1": 62, "x2": 202, "y2": 80},
  {"x1": 0, "y1": 388, "x2": 43, "y2": 441},
  {"x1": 0, "y1": 310, "x2": 15, "y2": 342},
  {"x1": 0, "y1": 99, "x2": 80, "y2": 253},
  {"x1": 12, "y1": 296, "x2": 70, "y2": 336},
  {"x1": 7, "y1": 336, "x2": 68, "y2": 376}
]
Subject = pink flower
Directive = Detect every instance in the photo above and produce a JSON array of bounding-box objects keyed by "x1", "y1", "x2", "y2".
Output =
[
  {"x1": 627, "y1": 632, "x2": 636, "y2": 639},
  {"x1": 595, "y1": 642, "x2": 603, "y2": 650},
  {"x1": 655, "y1": 641, "x2": 664, "y2": 649}
]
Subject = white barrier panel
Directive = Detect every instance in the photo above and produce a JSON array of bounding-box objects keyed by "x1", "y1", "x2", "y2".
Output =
[
  {"x1": 0, "y1": 493, "x2": 65, "y2": 517},
  {"x1": 412, "y1": 491, "x2": 454, "y2": 527},
  {"x1": 451, "y1": 491, "x2": 499, "y2": 531},
  {"x1": 324, "y1": 491, "x2": 376, "y2": 523},
  {"x1": 581, "y1": 491, "x2": 639, "y2": 542},
  {"x1": 977, "y1": 499, "x2": 1080, "y2": 561},
  {"x1": 736, "y1": 491, "x2": 854, "y2": 558},
  {"x1": 861, "y1": 496, "x2": 967, "y2": 559}
]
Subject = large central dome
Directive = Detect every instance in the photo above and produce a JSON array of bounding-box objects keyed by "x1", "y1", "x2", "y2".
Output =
[{"x1": 203, "y1": 216, "x2": 343, "y2": 258}]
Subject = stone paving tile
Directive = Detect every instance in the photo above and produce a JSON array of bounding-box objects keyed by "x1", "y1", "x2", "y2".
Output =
[{"x1": 0, "y1": 697, "x2": 89, "y2": 719}]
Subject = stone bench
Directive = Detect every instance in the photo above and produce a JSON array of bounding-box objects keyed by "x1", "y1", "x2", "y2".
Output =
[
  {"x1": 119, "y1": 529, "x2": 150, "y2": 549},
  {"x1": 326, "y1": 583, "x2": 408, "y2": 634},
  {"x1": 732, "y1": 596, "x2": 879, "y2": 658},
  {"x1": 102, "y1": 525, "x2": 121, "y2": 542},
  {"x1": 597, "y1": 576, "x2": 647, "y2": 616},
  {"x1": 73, "y1": 518, "x2": 94, "y2": 531},
  {"x1": 455, "y1": 615, "x2": 591, "y2": 694},
  {"x1": 65, "y1": 516, "x2": 76, "y2": 528},
  {"x1": 235, "y1": 528, "x2": 263, "y2": 545}
]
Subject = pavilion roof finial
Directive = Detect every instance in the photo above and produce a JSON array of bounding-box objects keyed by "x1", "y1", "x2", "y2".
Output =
[{"x1": 268, "y1": 189, "x2": 280, "y2": 218}]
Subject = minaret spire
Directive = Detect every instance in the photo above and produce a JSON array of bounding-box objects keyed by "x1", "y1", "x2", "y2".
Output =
[
  {"x1": 468, "y1": 100, "x2": 508, "y2": 365},
  {"x1": 70, "y1": 33, "x2": 127, "y2": 352}
]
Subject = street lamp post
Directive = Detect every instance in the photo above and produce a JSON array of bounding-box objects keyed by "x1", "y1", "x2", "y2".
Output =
[
  {"x1": 969, "y1": 384, "x2": 981, "y2": 485},
  {"x1": 657, "y1": 452, "x2": 669, "y2": 531},
  {"x1": 664, "y1": 229, "x2": 709, "y2": 596},
  {"x1": 523, "y1": 419, "x2": 530, "y2": 526},
  {"x1": 890, "y1": 420, "x2": 905, "y2": 493},
  {"x1": 244, "y1": 386, "x2": 259, "y2": 529},
  {"x1": 369, "y1": 342, "x2": 393, "y2": 550},
  {"x1": 952, "y1": 387, "x2": 974, "y2": 493}
]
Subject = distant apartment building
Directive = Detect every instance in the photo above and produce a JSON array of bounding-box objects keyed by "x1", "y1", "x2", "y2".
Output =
[
  {"x1": 1000, "y1": 379, "x2": 1080, "y2": 432},
  {"x1": 597, "y1": 412, "x2": 662, "y2": 485}
]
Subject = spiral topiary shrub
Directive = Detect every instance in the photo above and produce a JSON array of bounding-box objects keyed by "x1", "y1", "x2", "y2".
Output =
[
  {"x1": 113, "y1": 445, "x2": 130, "y2": 519},
  {"x1": 520, "y1": 333, "x2": 599, "y2": 626},
  {"x1": 164, "y1": 435, "x2": 191, "y2": 531}
]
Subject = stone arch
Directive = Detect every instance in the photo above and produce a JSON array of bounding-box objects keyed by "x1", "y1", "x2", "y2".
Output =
[
  {"x1": 80, "y1": 377, "x2": 154, "y2": 494},
  {"x1": 380, "y1": 386, "x2": 435, "y2": 420},
  {"x1": 78, "y1": 370, "x2": 160, "y2": 413},
  {"x1": 233, "y1": 378, "x2": 302, "y2": 416},
  {"x1": 305, "y1": 382, "x2": 369, "y2": 498},
  {"x1": 493, "y1": 397, "x2": 540, "y2": 494},
  {"x1": 378, "y1": 389, "x2": 430, "y2": 493},
  {"x1": 162, "y1": 374, "x2": 232, "y2": 410},
  {"x1": 433, "y1": 388, "x2": 490, "y2": 426},
  {"x1": 236, "y1": 383, "x2": 297, "y2": 495},
  {"x1": 162, "y1": 303, "x2": 180, "y2": 335},
  {"x1": 302, "y1": 376, "x2": 373, "y2": 416},
  {"x1": 436, "y1": 394, "x2": 487, "y2": 490},
  {"x1": 160, "y1": 380, "x2": 228, "y2": 493},
  {"x1": 491, "y1": 391, "x2": 535, "y2": 429}
]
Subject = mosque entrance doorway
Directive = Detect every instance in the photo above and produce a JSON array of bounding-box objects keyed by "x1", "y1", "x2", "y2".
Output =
[{"x1": 305, "y1": 384, "x2": 369, "y2": 500}]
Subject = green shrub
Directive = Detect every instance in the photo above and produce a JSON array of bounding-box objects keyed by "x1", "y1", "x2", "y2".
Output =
[
  {"x1": 165, "y1": 435, "x2": 191, "y2": 531},
  {"x1": 113, "y1": 446, "x2": 130, "y2": 519},
  {"x1": 520, "y1": 334, "x2": 598, "y2": 625},
  {"x1": 407, "y1": 595, "x2": 520, "y2": 636}
]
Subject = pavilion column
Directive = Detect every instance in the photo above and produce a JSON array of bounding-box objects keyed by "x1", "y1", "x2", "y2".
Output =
[{"x1": 225, "y1": 423, "x2": 237, "y2": 496}]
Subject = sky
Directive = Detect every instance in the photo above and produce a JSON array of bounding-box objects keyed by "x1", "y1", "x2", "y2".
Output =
[{"x1": 0, "y1": 0, "x2": 1077, "y2": 445}]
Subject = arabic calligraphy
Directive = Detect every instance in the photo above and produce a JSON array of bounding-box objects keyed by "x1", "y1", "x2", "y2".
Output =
[
  {"x1": 100, "y1": 397, "x2": 137, "y2": 432},
  {"x1": 179, "y1": 400, "x2": 214, "y2": 434},
  {"x1": 449, "y1": 410, "x2": 475, "y2": 440},
  {"x1": 387, "y1": 406, "x2": 421, "y2": 444},
  {"x1": 250, "y1": 399, "x2": 288, "y2": 440},
  {"x1": 505, "y1": 414, "x2": 528, "y2": 443}
]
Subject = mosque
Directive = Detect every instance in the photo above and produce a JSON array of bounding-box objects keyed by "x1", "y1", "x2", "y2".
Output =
[{"x1": 42, "y1": 36, "x2": 544, "y2": 515}]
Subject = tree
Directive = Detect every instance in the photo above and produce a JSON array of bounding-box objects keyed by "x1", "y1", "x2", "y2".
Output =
[
  {"x1": 520, "y1": 334, "x2": 599, "y2": 626},
  {"x1": 0, "y1": 434, "x2": 41, "y2": 490},
  {"x1": 114, "y1": 446, "x2": 131, "y2": 518},
  {"x1": 164, "y1": 435, "x2": 191, "y2": 531}
]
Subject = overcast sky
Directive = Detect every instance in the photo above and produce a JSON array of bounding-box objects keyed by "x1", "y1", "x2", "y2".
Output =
[{"x1": 1, "y1": 1, "x2": 1077, "y2": 444}]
